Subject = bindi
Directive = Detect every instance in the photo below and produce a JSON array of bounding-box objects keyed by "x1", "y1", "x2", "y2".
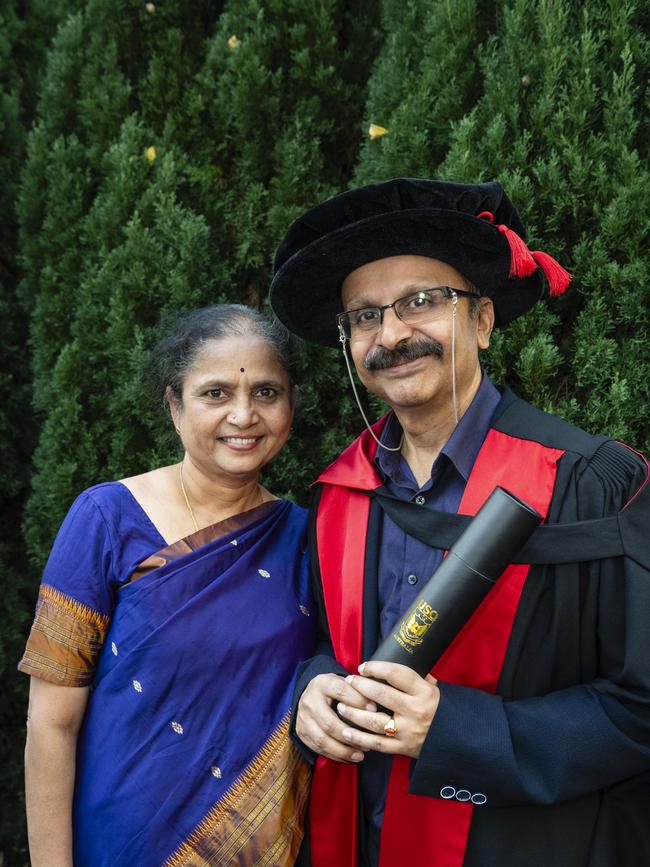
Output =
[{"x1": 240, "y1": 367, "x2": 245, "y2": 372}]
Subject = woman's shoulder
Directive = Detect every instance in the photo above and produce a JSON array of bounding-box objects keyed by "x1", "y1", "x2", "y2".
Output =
[
  {"x1": 70, "y1": 479, "x2": 166, "y2": 549},
  {"x1": 80, "y1": 480, "x2": 138, "y2": 508},
  {"x1": 261, "y1": 486, "x2": 307, "y2": 513},
  {"x1": 256, "y1": 496, "x2": 308, "y2": 532},
  {"x1": 119, "y1": 465, "x2": 178, "y2": 506},
  {"x1": 56, "y1": 478, "x2": 167, "y2": 582},
  {"x1": 282, "y1": 499, "x2": 307, "y2": 516},
  {"x1": 277, "y1": 499, "x2": 309, "y2": 532},
  {"x1": 62, "y1": 481, "x2": 132, "y2": 525},
  {"x1": 77, "y1": 480, "x2": 155, "y2": 525}
]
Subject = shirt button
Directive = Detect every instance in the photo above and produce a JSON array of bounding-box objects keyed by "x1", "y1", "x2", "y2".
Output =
[
  {"x1": 415, "y1": 494, "x2": 426, "y2": 505},
  {"x1": 440, "y1": 786, "x2": 456, "y2": 799},
  {"x1": 455, "y1": 789, "x2": 471, "y2": 802},
  {"x1": 471, "y1": 793, "x2": 487, "y2": 805},
  {"x1": 407, "y1": 574, "x2": 418, "y2": 585}
]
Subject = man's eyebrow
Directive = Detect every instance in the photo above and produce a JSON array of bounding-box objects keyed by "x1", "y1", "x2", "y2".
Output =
[
  {"x1": 343, "y1": 297, "x2": 376, "y2": 310},
  {"x1": 344, "y1": 284, "x2": 438, "y2": 309}
]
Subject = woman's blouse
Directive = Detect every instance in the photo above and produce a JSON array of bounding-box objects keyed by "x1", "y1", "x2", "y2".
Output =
[{"x1": 19, "y1": 483, "x2": 169, "y2": 686}]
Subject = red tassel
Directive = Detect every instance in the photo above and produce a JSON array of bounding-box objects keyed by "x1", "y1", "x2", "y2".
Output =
[
  {"x1": 496, "y1": 224, "x2": 537, "y2": 278},
  {"x1": 477, "y1": 211, "x2": 537, "y2": 279},
  {"x1": 531, "y1": 250, "x2": 572, "y2": 296}
]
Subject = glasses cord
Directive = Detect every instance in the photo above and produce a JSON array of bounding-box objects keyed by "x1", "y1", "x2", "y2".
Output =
[
  {"x1": 339, "y1": 331, "x2": 403, "y2": 452},
  {"x1": 451, "y1": 293, "x2": 459, "y2": 425}
]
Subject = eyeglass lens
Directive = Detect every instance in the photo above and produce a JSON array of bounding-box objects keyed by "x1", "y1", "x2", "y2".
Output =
[{"x1": 340, "y1": 287, "x2": 454, "y2": 336}]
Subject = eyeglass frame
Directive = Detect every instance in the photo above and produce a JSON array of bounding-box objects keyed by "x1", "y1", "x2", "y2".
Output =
[{"x1": 336, "y1": 285, "x2": 479, "y2": 340}]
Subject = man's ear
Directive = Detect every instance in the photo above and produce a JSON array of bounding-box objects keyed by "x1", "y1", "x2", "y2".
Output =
[{"x1": 476, "y1": 297, "x2": 495, "y2": 350}]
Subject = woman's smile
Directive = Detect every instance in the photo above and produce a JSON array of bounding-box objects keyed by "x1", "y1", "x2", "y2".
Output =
[{"x1": 219, "y1": 435, "x2": 263, "y2": 451}]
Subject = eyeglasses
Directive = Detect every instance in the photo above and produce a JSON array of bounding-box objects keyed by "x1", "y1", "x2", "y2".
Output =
[{"x1": 337, "y1": 286, "x2": 478, "y2": 339}]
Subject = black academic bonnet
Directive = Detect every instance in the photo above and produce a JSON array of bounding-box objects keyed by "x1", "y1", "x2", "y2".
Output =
[{"x1": 269, "y1": 178, "x2": 570, "y2": 347}]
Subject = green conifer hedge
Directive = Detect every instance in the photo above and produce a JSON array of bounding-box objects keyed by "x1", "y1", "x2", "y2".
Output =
[{"x1": 1, "y1": 1, "x2": 648, "y2": 862}]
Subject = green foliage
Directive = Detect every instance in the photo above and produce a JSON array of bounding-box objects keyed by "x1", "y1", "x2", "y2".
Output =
[
  {"x1": 354, "y1": 0, "x2": 493, "y2": 183},
  {"x1": 437, "y1": 0, "x2": 650, "y2": 447},
  {"x1": 2, "y1": 0, "x2": 649, "y2": 862},
  {"x1": 0, "y1": 1, "x2": 75, "y2": 861}
]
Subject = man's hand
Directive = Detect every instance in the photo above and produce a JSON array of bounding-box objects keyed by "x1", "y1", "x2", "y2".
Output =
[
  {"x1": 336, "y1": 661, "x2": 440, "y2": 759},
  {"x1": 296, "y1": 673, "x2": 377, "y2": 763}
]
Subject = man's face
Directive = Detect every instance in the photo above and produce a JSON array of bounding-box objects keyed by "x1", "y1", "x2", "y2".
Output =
[{"x1": 340, "y1": 255, "x2": 494, "y2": 414}]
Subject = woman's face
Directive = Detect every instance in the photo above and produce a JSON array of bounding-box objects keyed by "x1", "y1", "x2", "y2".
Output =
[{"x1": 170, "y1": 336, "x2": 293, "y2": 484}]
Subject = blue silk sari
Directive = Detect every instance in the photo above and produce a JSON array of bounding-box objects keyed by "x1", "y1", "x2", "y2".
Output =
[{"x1": 66, "y1": 499, "x2": 314, "y2": 865}]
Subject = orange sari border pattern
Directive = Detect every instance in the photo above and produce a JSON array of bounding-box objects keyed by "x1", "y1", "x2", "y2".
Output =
[
  {"x1": 18, "y1": 584, "x2": 110, "y2": 686},
  {"x1": 164, "y1": 712, "x2": 310, "y2": 867}
]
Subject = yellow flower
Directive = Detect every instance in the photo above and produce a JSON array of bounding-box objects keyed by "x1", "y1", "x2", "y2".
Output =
[
  {"x1": 227, "y1": 34, "x2": 240, "y2": 51},
  {"x1": 368, "y1": 123, "x2": 389, "y2": 140},
  {"x1": 145, "y1": 146, "x2": 157, "y2": 163}
]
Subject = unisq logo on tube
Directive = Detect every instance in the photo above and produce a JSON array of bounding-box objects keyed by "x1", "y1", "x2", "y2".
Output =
[{"x1": 396, "y1": 600, "x2": 439, "y2": 653}]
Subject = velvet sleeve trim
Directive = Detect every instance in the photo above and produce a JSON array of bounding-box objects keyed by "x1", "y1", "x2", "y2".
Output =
[{"x1": 18, "y1": 583, "x2": 110, "y2": 686}]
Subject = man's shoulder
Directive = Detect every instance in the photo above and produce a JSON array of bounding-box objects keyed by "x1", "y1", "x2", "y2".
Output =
[
  {"x1": 492, "y1": 390, "x2": 609, "y2": 460},
  {"x1": 494, "y1": 390, "x2": 648, "y2": 506}
]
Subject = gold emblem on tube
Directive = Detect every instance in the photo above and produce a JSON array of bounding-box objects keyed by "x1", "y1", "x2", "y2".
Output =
[{"x1": 394, "y1": 600, "x2": 439, "y2": 653}]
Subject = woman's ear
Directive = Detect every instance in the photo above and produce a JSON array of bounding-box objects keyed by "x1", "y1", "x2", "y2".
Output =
[{"x1": 167, "y1": 386, "x2": 182, "y2": 434}]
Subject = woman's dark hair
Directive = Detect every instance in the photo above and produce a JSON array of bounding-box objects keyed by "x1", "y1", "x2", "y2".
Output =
[{"x1": 150, "y1": 304, "x2": 300, "y2": 408}]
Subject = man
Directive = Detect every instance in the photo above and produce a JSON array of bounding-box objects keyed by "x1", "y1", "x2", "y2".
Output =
[{"x1": 269, "y1": 179, "x2": 650, "y2": 867}]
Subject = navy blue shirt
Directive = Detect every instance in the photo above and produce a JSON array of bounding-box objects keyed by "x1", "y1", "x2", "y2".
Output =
[{"x1": 359, "y1": 372, "x2": 501, "y2": 866}]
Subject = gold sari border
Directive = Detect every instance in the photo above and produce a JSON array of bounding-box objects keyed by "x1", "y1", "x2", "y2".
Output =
[
  {"x1": 18, "y1": 584, "x2": 110, "y2": 686},
  {"x1": 164, "y1": 711, "x2": 310, "y2": 867},
  {"x1": 128, "y1": 500, "x2": 281, "y2": 585}
]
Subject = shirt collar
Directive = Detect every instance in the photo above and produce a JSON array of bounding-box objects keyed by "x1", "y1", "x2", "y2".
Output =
[{"x1": 375, "y1": 372, "x2": 501, "y2": 487}]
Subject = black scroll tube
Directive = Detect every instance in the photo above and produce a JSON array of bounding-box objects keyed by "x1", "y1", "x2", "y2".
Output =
[{"x1": 370, "y1": 486, "x2": 543, "y2": 678}]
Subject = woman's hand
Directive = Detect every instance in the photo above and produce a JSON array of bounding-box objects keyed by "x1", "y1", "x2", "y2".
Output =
[
  {"x1": 335, "y1": 661, "x2": 440, "y2": 759},
  {"x1": 295, "y1": 672, "x2": 377, "y2": 763},
  {"x1": 25, "y1": 678, "x2": 89, "y2": 867}
]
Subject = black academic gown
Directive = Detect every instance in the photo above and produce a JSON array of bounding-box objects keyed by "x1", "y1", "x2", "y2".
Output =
[{"x1": 294, "y1": 389, "x2": 650, "y2": 867}]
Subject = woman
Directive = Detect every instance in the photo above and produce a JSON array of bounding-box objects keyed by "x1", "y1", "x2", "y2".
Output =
[{"x1": 19, "y1": 305, "x2": 315, "y2": 866}]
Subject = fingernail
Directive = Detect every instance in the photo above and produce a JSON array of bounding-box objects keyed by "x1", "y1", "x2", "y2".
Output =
[
  {"x1": 345, "y1": 675, "x2": 354, "y2": 684},
  {"x1": 358, "y1": 663, "x2": 366, "y2": 675},
  {"x1": 351, "y1": 752, "x2": 364, "y2": 762},
  {"x1": 337, "y1": 702, "x2": 346, "y2": 714},
  {"x1": 341, "y1": 728, "x2": 352, "y2": 739},
  {"x1": 365, "y1": 702, "x2": 376, "y2": 712}
]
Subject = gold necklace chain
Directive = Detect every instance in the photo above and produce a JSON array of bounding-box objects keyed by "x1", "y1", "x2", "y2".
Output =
[
  {"x1": 178, "y1": 461, "x2": 265, "y2": 533},
  {"x1": 179, "y1": 462, "x2": 199, "y2": 532}
]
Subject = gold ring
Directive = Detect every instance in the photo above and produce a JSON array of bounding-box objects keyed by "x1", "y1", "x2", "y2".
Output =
[{"x1": 383, "y1": 717, "x2": 397, "y2": 737}]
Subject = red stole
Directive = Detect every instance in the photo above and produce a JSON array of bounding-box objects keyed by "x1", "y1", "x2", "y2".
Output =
[{"x1": 309, "y1": 420, "x2": 564, "y2": 867}]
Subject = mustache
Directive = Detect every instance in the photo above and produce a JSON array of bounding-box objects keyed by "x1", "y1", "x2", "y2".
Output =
[{"x1": 364, "y1": 337, "x2": 443, "y2": 371}]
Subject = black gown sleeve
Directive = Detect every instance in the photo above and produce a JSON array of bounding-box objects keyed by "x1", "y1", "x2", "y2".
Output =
[
  {"x1": 290, "y1": 485, "x2": 347, "y2": 762},
  {"x1": 409, "y1": 441, "x2": 650, "y2": 806}
]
